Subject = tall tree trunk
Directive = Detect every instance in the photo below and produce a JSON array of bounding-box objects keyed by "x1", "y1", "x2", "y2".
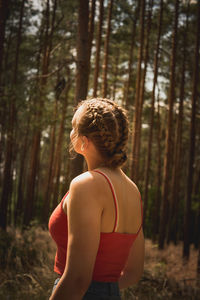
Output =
[
  {"x1": 183, "y1": 0, "x2": 200, "y2": 260},
  {"x1": 124, "y1": 0, "x2": 140, "y2": 109},
  {"x1": 42, "y1": 99, "x2": 58, "y2": 223},
  {"x1": 0, "y1": 0, "x2": 9, "y2": 90},
  {"x1": 88, "y1": 0, "x2": 96, "y2": 75},
  {"x1": 93, "y1": 0, "x2": 104, "y2": 97},
  {"x1": 23, "y1": 0, "x2": 52, "y2": 226},
  {"x1": 167, "y1": 3, "x2": 189, "y2": 244},
  {"x1": 158, "y1": 0, "x2": 179, "y2": 249},
  {"x1": 48, "y1": 78, "x2": 70, "y2": 214},
  {"x1": 135, "y1": 0, "x2": 153, "y2": 185},
  {"x1": 143, "y1": 0, "x2": 163, "y2": 228},
  {"x1": 112, "y1": 47, "x2": 119, "y2": 99},
  {"x1": 152, "y1": 93, "x2": 162, "y2": 241},
  {"x1": 130, "y1": 0, "x2": 145, "y2": 182},
  {"x1": 69, "y1": 0, "x2": 90, "y2": 182},
  {"x1": 0, "y1": 0, "x2": 25, "y2": 230},
  {"x1": 52, "y1": 81, "x2": 72, "y2": 207},
  {"x1": 15, "y1": 113, "x2": 31, "y2": 225},
  {"x1": 101, "y1": 0, "x2": 113, "y2": 98}
]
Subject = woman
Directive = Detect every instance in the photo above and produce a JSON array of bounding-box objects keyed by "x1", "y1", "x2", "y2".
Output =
[{"x1": 49, "y1": 98, "x2": 144, "y2": 300}]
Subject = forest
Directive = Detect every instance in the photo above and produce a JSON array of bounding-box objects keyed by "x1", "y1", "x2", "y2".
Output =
[{"x1": 0, "y1": 0, "x2": 200, "y2": 298}]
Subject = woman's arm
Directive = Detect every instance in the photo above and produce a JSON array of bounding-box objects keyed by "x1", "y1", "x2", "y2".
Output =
[
  {"x1": 118, "y1": 229, "x2": 145, "y2": 289},
  {"x1": 49, "y1": 173, "x2": 102, "y2": 300}
]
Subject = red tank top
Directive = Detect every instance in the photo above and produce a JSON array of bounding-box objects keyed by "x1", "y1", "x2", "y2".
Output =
[{"x1": 49, "y1": 170, "x2": 143, "y2": 282}]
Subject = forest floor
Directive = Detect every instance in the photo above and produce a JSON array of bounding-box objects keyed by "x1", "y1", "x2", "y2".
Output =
[{"x1": 0, "y1": 227, "x2": 200, "y2": 300}]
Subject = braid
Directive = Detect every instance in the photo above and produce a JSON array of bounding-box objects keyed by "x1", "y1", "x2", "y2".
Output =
[
  {"x1": 75, "y1": 98, "x2": 129, "y2": 168},
  {"x1": 87, "y1": 102, "x2": 119, "y2": 155},
  {"x1": 100, "y1": 99, "x2": 129, "y2": 165}
]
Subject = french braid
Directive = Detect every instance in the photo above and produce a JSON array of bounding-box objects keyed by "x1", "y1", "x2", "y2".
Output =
[{"x1": 75, "y1": 98, "x2": 129, "y2": 168}]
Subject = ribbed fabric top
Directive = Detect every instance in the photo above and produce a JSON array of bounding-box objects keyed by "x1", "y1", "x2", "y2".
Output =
[{"x1": 49, "y1": 170, "x2": 143, "y2": 282}]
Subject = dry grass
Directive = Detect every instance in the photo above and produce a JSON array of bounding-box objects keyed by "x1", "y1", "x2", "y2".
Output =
[
  {"x1": 0, "y1": 228, "x2": 199, "y2": 300},
  {"x1": 0, "y1": 226, "x2": 57, "y2": 300},
  {"x1": 144, "y1": 239, "x2": 199, "y2": 286}
]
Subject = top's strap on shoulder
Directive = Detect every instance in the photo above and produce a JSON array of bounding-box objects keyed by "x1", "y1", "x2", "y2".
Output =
[{"x1": 93, "y1": 170, "x2": 119, "y2": 233}]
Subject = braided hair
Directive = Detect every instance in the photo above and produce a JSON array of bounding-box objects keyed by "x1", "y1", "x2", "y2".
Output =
[{"x1": 74, "y1": 98, "x2": 129, "y2": 168}]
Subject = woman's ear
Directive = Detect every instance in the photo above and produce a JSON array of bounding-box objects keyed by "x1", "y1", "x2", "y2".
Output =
[{"x1": 81, "y1": 136, "x2": 89, "y2": 151}]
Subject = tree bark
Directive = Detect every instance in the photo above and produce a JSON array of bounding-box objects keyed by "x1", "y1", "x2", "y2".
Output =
[
  {"x1": 101, "y1": 0, "x2": 113, "y2": 98},
  {"x1": 159, "y1": 0, "x2": 179, "y2": 249},
  {"x1": 135, "y1": 0, "x2": 153, "y2": 185},
  {"x1": 69, "y1": 0, "x2": 90, "y2": 182},
  {"x1": 112, "y1": 47, "x2": 120, "y2": 100},
  {"x1": 0, "y1": 0, "x2": 10, "y2": 89},
  {"x1": 51, "y1": 79, "x2": 71, "y2": 212},
  {"x1": 15, "y1": 113, "x2": 31, "y2": 225},
  {"x1": 124, "y1": 0, "x2": 140, "y2": 110},
  {"x1": 183, "y1": 0, "x2": 200, "y2": 260},
  {"x1": 42, "y1": 98, "x2": 58, "y2": 223},
  {"x1": 88, "y1": 0, "x2": 96, "y2": 75},
  {"x1": 130, "y1": 0, "x2": 145, "y2": 182},
  {"x1": 167, "y1": 3, "x2": 189, "y2": 244},
  {"x1": 93, "y1": 0, "x2": 104, "y2": 97},
  {"x1": 152, "y1": 93, "x2": 162, "y2": 241},
  {"x1": 143, "y1": 0, "x2": 163, "y2": 228},
  {"x1": 0, "y1": 0, "x2": 25, "y2": 230},
  {"x1": 23, "y1": 0, "x2": 53, "y2": 226}
]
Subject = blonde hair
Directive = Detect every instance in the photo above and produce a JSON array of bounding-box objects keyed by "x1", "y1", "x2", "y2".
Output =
[{"x1": 72, "y1": 98, "x2": 129, "y2": 168}]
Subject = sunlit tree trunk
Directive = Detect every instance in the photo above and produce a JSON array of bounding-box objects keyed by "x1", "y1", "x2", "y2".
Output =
[
  {"x1": 143, "y1": 0, "x2": 163, "y2": 228},
  {"x1": 159, "y1": 0, "x2": 179, "y2": 249},
  {"x1": 124, "y1": 0, "x2": 140, "y2": 109},
  {"x1": 183, "y1": 0, "x2": 200, "y2": 260},
  {"x1": 88, "y1": 0, "x2": 96, "y2": 74},
  {"x1": 112, "y1": 47, "x2": 119, "y2": 100},
  {"x1": 69, "y1": 0, "x2": 89, "y2": 182},
  {"x1": 102, "y1": 0, "x2": 113, "y2": 98},
  {"x1": 130, "y1": 0, "x2": 145, "y2": 182},
  {"x1": 0, "y1": 0, "x2": 25, "y2": 230},
  {"x1": 93, "y1": 0, "x2": 104, "y2": 97}
]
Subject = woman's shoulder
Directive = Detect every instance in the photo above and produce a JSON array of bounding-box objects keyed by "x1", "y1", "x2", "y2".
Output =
[
  {"x1": 123, "y1": 172, "x2": 141, "y2": 198},
  {"x1": 71, "y1": 170, "x2": 102, "y2": 184},
  {"x1": 70, "y1": 170, "x2": 104, "y2": 195}
]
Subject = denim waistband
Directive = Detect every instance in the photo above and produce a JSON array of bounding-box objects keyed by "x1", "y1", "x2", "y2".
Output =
[
  {"x1": 86, "y1": 281, "x2": 120, "y2": 296},
  {"x1": 52, "y1": 278, "x2": 121, "y2": 299}
]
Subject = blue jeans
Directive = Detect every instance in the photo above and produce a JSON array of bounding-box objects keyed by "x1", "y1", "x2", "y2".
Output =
[{"x1": 52, "y1": 278, "x2": 121, "y2": 299}]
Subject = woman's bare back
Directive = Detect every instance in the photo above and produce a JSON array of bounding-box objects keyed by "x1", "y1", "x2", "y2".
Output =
[{"x1": 92, "y1": 168, "x2": 142, "y2": 235}]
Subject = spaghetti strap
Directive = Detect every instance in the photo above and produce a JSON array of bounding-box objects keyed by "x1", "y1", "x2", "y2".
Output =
[{"x1": 93, "y1": 170, "x2": 119, "y2": 232}]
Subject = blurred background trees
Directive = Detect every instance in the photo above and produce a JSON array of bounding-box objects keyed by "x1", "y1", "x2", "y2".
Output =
[{"x1": 0, "y1": 0, "x2": 200, "y2": 269}]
